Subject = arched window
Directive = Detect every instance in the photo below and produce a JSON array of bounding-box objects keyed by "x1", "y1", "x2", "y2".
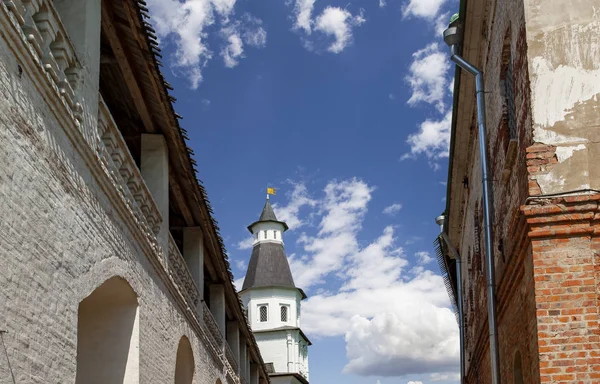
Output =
[
  {"x1": 280, "y1": 306, "x2": 288, "y2": 322},
  {"x1": 175, "y1": 336, "x2": 195, "y2": 384},
  {"x1": 259, "y1": 305, "x2": 268, "y2": 322},
  {"x1": 76, "y1": 276, "x2": 139, "y2": 384},
  {"x1": 514, "y1": 350, "x2": 524, "y2": 384}
]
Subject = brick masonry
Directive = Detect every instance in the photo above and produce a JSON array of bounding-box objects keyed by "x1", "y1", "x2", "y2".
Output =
[
  {"x1": 449, "y1": 0, "x2": 600, "y2": 383},
  {"x1": 0, "y1": 5, "x2": 241, "y2": 384}
]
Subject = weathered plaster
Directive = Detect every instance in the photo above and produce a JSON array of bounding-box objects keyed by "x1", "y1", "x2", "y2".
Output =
[{"x1": 525, "y1": 1, "x2": 600, "y2": 194}]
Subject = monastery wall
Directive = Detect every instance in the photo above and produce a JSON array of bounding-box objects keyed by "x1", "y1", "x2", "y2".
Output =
[{"x1": 0, "y1": 5, "x2": 229, "y2": 384}]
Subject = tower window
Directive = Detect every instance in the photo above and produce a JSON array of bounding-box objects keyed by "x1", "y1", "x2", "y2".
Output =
[
  {"x1": 259, "y1": 305, "x2": 268, "y2": 322},
  {"x1": 274, "y1": 231, "x2": 277, "y2": 240},
  {"x1": 280, "y1": 305, "x2": 288, "y2": 322},
  {"x1": 263, "y1": 230, "x2": 267, "y2": 240}
]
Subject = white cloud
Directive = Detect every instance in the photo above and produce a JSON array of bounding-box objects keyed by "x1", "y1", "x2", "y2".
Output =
[
  {"x1": 315, "y1": 7, "x2": 366, "y2": 53},
  {"x1": 403, "y1": 0, "x2": 447, "y2": 19},
  {"x1": 416, "y1": 251, "x2": 434, "y2": 265},
  {"x1": 406, "y1": 43, "x2": 450, "y2": 112},
  {"x1": 290, "y1": 2, "x2": 365, "y2": 53},
  {"x1": 430, "y1": 372, "x2": 460, "y2": 381},
  {"x1": 407, "y1": 382, "x2": 424, "y2": 384},
  {"x1": 274, "y1": 179, "x2": 459, "y2": 377},
  {"x1": 289, "y1": 179, "x2": 372, "y2": 288},
  {"x1": 235, "y1": 259, "x2": 248, "y2": 271},
  {"x1": 221, "y1": 28, "x2": 244, "y2": 67},
  {"x1": 435, "y1": 11, "x2": 451, "y2": 37},
  {"x1": 379, "y1": 0, "x2": 387, "y2": 7},
  {"x1": 383, "y1": 203, "x2": 402, "y2": 216},
  {"x1": 403, "y1": 111, "x2": 452, "y2": 160},
  {"x1": 146, "y1": 0, "x2": 266, "y2": 88},
  {"x1": 292, "y1": 0, "x2": 317, "y2": 33},
  {"x1": 237, "y1": 236, "x2": 254, "y2": 250},
  {"x1": 233, "y1": 276, "x2": 244, "y2": 291},
  {"x1": 272, "y1": 183, "x2": 317, "y2": 230},
  {"x1": 389, "y1": 93, "x2": 396, "y2": 100},
  {"x1": 220, "y1": 15, "x2": 267, "y2": 68}
]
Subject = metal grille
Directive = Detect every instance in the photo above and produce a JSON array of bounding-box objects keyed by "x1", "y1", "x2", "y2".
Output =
[
  {"x1": 259, "y1": 305, "x2": 268, "y2": 322},
  {"x1": 504, "y1": 59, "x2": 517, "y2": 140},
  {"x1": 434, "y1": 236, "x2": 459, "y2": 325},
  {"x1": 280, "y1": 306, "x2": 288, "y2": 322}
]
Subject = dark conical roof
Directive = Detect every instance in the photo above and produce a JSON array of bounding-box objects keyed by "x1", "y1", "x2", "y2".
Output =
[
  {"x1": 242, "y1": 242, "x2": 296, "y2": 291},
  {"x1": 247, "y1": 199, "x2": 289, "y2": 232},
  {"x1": 259, "y1": 199, "x2": 279, "y2": 222}
]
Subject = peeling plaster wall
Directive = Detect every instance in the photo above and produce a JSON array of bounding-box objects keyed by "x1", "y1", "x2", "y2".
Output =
[{"x1": 524, "y1": 0, "x2": 600, "y2": 194}]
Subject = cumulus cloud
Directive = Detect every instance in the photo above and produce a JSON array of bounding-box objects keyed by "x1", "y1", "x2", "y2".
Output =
[
  {"x1": 406, "y1": 43, "x2": 450, "y2": 112},
  {"x1": 290, "y1": 1, "x2": 365, "y2": 53},
  {"x1": 379, "y1": 0, "x2": 387, "y2": 7},
  {"x1": 272, "y1": 183, "x2": 317, "y2": 230},
  {"x1": 235, "y1": 259, "x2": 248, "y2": 271},
  {"x1": 416, "y1": 251, "x2": 434, "y2": 265},
  {"x1": 272, "y1": 179, "x2": 459, "y2": 377},
  {"x1": 221, "y1": 28, "x2": 244, "y2": 67},
  {"x1": 430, "y1": 372, "x2": 460, "y2": 381},
  {"x1": 220, "y1": 15, "x2": 267, "y2": 68},
  {"x1": 289, "y1": 179, "x2": 372, "y2": 288},
  {"x1": 146, "y1": 0, "x2": 266, "y2": 88},
  {"x1": 237, "y1": 236, "x2": 254, "y2": 250},
  {"x1": 403, "y1": 111, "x2": 452, "y2": 161},
  {"x1": 293, "y1": 0, "x2": 317, "y2": 33},
  {"x1": 383, "y1": 203, "x2": 402, "y2": 215},
  {"x1": 315, "y1": 7, "x2": 366, "y2": 53},
  {"x1": 403, "y1": 0, "x2": 447, "y2": 19}
]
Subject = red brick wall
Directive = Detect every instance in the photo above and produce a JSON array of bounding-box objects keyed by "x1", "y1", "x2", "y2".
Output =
[
  {"x1": 523, "y1": 195, "x2": 600, "y2": 383},
  {"x1": 458, "y1": 0, "x2": 539, "y2": 382}
]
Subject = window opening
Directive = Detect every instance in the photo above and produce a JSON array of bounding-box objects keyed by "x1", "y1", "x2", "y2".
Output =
[
  {"x1": 281, "y1": 306, "x2": 288, "y2": 322},
  {"x1": 259, "y1": 305, "x2": 268, "y2": 322}
]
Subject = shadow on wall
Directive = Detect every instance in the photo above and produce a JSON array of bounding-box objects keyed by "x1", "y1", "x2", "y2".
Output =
[
  {"x1": 76, "y1": 276, "x2": 139, "y2": 384},
  {"x1": 175, "y1": 336, "x2": 195, "y2": 384}
]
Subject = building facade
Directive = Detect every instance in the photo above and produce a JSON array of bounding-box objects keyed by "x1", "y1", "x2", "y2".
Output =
[
  {"x1": 240, "y1": 199, "x2": 310, "y2": 384},
  {"x1": 0, "y1": 0, "x2": 270, "y2": 383},
  {"x1": 439, "y1": 0, "x2": 600, "y2": 383}
]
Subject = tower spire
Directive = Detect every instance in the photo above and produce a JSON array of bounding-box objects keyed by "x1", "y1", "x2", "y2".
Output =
[{"x1": 239, "y1": 194, "x2": 311, "y2": 383}]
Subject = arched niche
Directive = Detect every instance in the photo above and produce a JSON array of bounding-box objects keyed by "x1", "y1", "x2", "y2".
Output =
[
  {"x1": 175, "y1": 336, "x2": 195, "y2": 384},
  {"x1": 76, "y1": 276, "x2": 139, "y2": 384},
  {"x1": 514, "y1": 350, "x2": 524, "y2": 384}
]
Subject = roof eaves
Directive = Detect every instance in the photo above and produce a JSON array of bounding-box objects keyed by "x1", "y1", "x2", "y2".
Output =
[
  {"x1": 443, "y1": 0, "x2": 468, "y2": 236},
  {"x1": 130, "y1": 1, "x2": 269, "y2": 380}
]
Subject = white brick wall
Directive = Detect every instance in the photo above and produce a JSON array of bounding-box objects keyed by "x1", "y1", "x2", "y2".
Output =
[{"x1": 0, "y1": 7, "x2": 238, "y2": 384}]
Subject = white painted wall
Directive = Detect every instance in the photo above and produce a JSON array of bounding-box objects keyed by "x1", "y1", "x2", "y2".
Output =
[
  {"x1": 241, "y1": 287, "x2": 309, "y2": 380},
  {"x1": 249, "y1": 221, "x2": 286, "y2": 246},
  {"x1": 270, "y1": 377, "x2": 305, "y2": 384},
  {"x1": 241, "y1": 287, "x2": 301, "y2": 331}
]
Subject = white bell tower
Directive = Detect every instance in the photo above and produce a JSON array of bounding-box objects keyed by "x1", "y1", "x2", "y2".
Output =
[{"x1": 239, "y1": 196, "x2": 310, "y2": 384}]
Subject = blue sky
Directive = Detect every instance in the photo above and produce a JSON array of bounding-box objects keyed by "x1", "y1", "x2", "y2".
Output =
[{"x1": 147, "y1": 0, "x2": 459, "y2": 383}]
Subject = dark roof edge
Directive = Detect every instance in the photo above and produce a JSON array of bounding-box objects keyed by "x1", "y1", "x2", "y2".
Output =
[
  {"x1": 443, "y1": 0, "x2": 468, "y2": 306},
  {"x1": 130, "y1": 2, "x2": 269, "y2": 380},
  {"x1": 239, "y1": 285, "x2": 307, "y2": 300},
  {"x1": 247, "y1": 219, "x2": 289, "y2": 233},
  {"x1": 269, "y1": 372, "x2": 310, "y2": 384}
]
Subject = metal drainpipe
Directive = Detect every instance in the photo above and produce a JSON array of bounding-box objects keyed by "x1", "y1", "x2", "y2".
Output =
[{"x1": 444, "y1": 24, "x2": 501, "y2": 384}]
